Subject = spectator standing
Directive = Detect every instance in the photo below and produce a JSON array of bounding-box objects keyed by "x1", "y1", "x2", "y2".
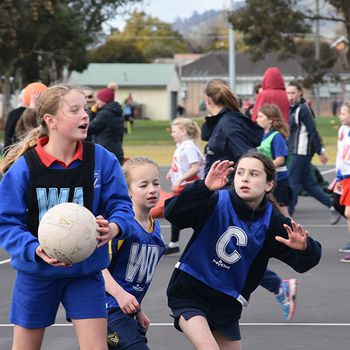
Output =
[
  {"x1": 88, "y1": 88, "x2": 125, "y2": 164},
  {"x1": 4, "y1": 82, "x2": 47, "y2": 151},
  {"x1": 252, "y1": 67, "x2": 290, "y2": 125},
  {"x1": 287, "y1": 81, "x2": 340, "y2": 224}
]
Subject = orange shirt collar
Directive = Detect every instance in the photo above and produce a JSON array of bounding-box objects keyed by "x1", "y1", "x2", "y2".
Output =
[{"x1": 35, "y1": 137, "x2": 83, "y2": 168}]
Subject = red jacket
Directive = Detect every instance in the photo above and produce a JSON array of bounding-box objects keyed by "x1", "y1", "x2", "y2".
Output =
[{"x1": 252, "y1": 67, "x2": 290, "y2": 124}]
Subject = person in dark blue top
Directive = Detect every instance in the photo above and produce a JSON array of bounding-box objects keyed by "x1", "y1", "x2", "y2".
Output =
[
  {"x1": 165, "y1": 151, "x2": 321, "y2": 350},
  {"x1": 201, "y1": 79, "x2": 263, "y2": 177},
  {"x1": 103, "y1": 157, "x2": 166, "y2": 349},
  {"x1": 0, "y1": 84, "x2": 133, "y2": 350}
]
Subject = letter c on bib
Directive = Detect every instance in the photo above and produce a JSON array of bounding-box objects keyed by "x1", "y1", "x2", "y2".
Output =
[{"x1": 216, "y1": 226, "x2": 248, "y2": 264}]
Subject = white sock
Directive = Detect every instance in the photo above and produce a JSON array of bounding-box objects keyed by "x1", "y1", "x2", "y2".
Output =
[{"x1": 168, "y1": 241, "x2": 179, "y2": 248}]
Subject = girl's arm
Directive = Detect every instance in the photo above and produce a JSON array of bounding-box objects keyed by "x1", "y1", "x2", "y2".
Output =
[
  {"x1": 172, "y1": 162, "x2": 200, "y2": 192},
  {"x1": 102, "y1": 269, "x2": 140, "y2": 314},
  {"x1": 165, "y1": 160, "x2": 234, "y2": 230},
  {"x1": 272, "y1": 156, "x2": 285, "y2": 168},
  {"x1": 136, "y1": 310, "x2": 150, "y2": 330}
]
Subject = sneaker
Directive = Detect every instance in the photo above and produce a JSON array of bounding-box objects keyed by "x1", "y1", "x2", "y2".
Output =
[
  {"x1": 275, "y1": 279, "x2": 297, "y2": 321},
  {"x1": 339, "y1": 242, "x2": 350, "y2": 253},
  {"x1": 163, "y1": 246, "x2": 180, "y2": 255},
  {"x1": 330, "y1": 206, "x2": 341, "y2": 225},
  {"x1": 340, "y1": 253, "x2": 350, "y2": 263}
]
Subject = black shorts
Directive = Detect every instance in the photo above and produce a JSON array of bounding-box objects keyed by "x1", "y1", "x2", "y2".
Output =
[
  {"x1": 167, "y1": 270, "x2": 242, "y2": 341},
  {"x1": 171, "y1": 307, "x2": 241, "y2": 341}
]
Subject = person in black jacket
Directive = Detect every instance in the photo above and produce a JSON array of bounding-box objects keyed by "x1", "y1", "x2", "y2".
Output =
[
  {"x1": 201, "y1": 79, "x2": 264, "y2": 177},
  {"x1": 164, "y1": 152, "x2": 321, "y2": 350},
  {"x1": 88, "y1": 87, "x2": 124, "y2": 164}
]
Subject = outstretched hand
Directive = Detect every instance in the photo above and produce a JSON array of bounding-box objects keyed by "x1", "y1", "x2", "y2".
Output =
[
  {"x1": 95, "y1": 215, "x2": 120, "y2": 247},
  {"x1": 275, "y1": 220, "x2": 308, "y2": 251},
  {"x1": 204, "y1": 160, "x2": 234, "y2": 191}
]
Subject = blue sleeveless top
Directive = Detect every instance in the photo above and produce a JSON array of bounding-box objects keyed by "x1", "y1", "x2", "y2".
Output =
[
  {"x1": 176, "y1": 190, "x2": 272, "y2": 305},
  {"x1": 107, "y1": 219, "x2": 166, "y2": 308}
]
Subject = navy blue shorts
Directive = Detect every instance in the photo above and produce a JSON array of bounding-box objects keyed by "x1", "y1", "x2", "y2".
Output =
[
  {"x1": 171, "y1": 307, "x2": 241, "y2": 341},
  {"x1": 10, "y1": 271, "x2": 107, "y2": 329},
  {"x1": 274, "y1": 177, "x2": 292, "y2": 206},
  {"x1": 107, "y1": 308, "x2": 149, "y2": 349}
]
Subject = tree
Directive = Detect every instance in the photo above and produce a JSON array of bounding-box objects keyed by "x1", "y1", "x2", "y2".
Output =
[
  {"x1": 115, "y1": 11, "x2": 187, "y2": 62},
  {"x1": 0, "y1": 0, "x2": 142, "y2": 120},
  {"x1": 88, "y1": 35, "x2": 146, "y2": 63},
  {"x1": 229, "y1": 0, "x2": 347, "y2": 86}
]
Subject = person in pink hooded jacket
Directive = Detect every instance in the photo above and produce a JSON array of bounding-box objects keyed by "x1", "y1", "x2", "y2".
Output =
[{"x1": 252, "y1": 67, "x2": 290, "y2": 125}]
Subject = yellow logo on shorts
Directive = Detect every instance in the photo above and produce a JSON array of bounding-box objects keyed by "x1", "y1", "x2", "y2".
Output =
[{"x1": 107, "y1": 332, "x2": 119, "y2": 347}]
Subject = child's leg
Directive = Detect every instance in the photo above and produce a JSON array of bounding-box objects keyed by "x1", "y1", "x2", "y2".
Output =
[
  {"x1": 212, "y1": 330, "x2": 241, "y2": 350},
  {"x1": 178, "y1": 315, "x2": 219, "y2": 350},
  {"x1": 73, "y1": 318, "x2": 108, "y2": 350},
  {"x1": 63, "y1": 273, "x2": 108, "y2": 349},
  {"x1": 12, "y1": 326, "x2": 45, "y2": 350},
  {"x1": 340, "y1": 206, "x2": 350, "y2": 262}
]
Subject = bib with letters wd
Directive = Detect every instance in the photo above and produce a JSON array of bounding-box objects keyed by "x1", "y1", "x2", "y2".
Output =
[
  {"x1": 176, "y1": 190, "x2": 272, "y2": 306},
  {"x1": 107, "y1": 220, "x2": 166, "y2": 308}
]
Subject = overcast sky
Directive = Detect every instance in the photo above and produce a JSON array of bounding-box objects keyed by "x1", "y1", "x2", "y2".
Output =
[{"x1": 113, "y1": 0, "x2": 236, "y2": 29}]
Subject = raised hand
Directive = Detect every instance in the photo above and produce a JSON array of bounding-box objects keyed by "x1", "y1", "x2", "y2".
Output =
[
  {"x1": 275, "y1": 220, "x2": 308, "y2": 251},
  {"x1": 204, "y1": 160, "x2": 234, "y2": 191}
]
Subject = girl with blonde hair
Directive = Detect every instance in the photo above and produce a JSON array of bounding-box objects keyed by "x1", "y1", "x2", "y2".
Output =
[
  {"x1": 165, "y1": 117, "x2": 205, "y2": 255},
  {"x1": 0, "y1": 83, "x2": 133, "y2": 350}
]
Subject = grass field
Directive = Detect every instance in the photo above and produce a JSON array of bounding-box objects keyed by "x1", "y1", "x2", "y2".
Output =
[
  {"x1": 0, "y1": 116, "x2": 341, "y2": 166},
  {"x1": 123, "y1": 116, "x2": 341, "y2": 166}
]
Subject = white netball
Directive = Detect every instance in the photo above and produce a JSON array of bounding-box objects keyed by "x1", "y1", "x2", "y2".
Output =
[{"x1": 38, "y1": 202, "x2": 99, "y2": 264}]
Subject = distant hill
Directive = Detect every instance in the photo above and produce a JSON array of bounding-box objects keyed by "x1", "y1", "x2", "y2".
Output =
[
  {"x1": 172, "y1": 0, "x2": 342, "y2": 41},
  {"x1": 172, "y1": 1, "x2": 245, "y2": 36}
]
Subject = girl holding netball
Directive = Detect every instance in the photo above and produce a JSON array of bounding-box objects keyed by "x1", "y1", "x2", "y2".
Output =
[
  {"x1": 0, "y1": 84, "x2": 133, "y2": 350},
  {"x1": 165, "y1": 151, "x2": 321, "y2": 350}
]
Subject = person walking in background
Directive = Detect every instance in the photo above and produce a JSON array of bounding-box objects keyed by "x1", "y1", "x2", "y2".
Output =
[
  {"x1": 103, "y1": 157, "x2": 166, "y2": 349},
  {"x1": 0, "y1": 83, "x2": 133, "y2": 350},
  {"x1": 123, "y1": 98, "x2": 134, "y2": 135},
  {"x1": 256, "y1": 104, "x2": 297, "y2": 320},
  {"x1": 332, "y1": 97, "x2": 338, "y2": 117},
  {"x1": 287, "y1": 81, "x2": 340, "y2": 224},
  {"x1": 164, "y1": 153, "x2": 321, "y2": 350},
  {"x1": 201, "y1": 79, "x2": 263, "y2": 177},
  {"x1": 252, "y1": 67, "x2": 290, "y2": 125},
  {"x1": 88, "y1": 87, "x2": 125, "y2": 164},
  {"x1": 244, "y1": 82, "x2": 262, "y2": 120},
  {"x1": 335, "y1": 102, "x2": 350, "y2": 262},
  {"x1": 257, "y1": 104, "x2": 291, "y2": 216},
  {"x1": 165, "y1": 118, "x2": 205, "y2": 255}
]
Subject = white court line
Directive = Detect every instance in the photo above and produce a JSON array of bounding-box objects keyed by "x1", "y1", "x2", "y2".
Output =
[
  {"x1": 320, "y1": 168, "x2": 336, "y2": 175},
  {"x1": 161, "y1": 224, "x2": 346, "y2": 229},
  {"x1": 0, "y1": 259, "x2": 10, "y2": 265},
  {"x1": 1, "y1": 322, "x2": 350, "y2": 327}
]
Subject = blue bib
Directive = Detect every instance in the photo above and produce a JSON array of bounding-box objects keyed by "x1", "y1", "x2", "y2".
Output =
[{"x1": 176, "y1": 190, "x2": 272, "y2": 305}]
